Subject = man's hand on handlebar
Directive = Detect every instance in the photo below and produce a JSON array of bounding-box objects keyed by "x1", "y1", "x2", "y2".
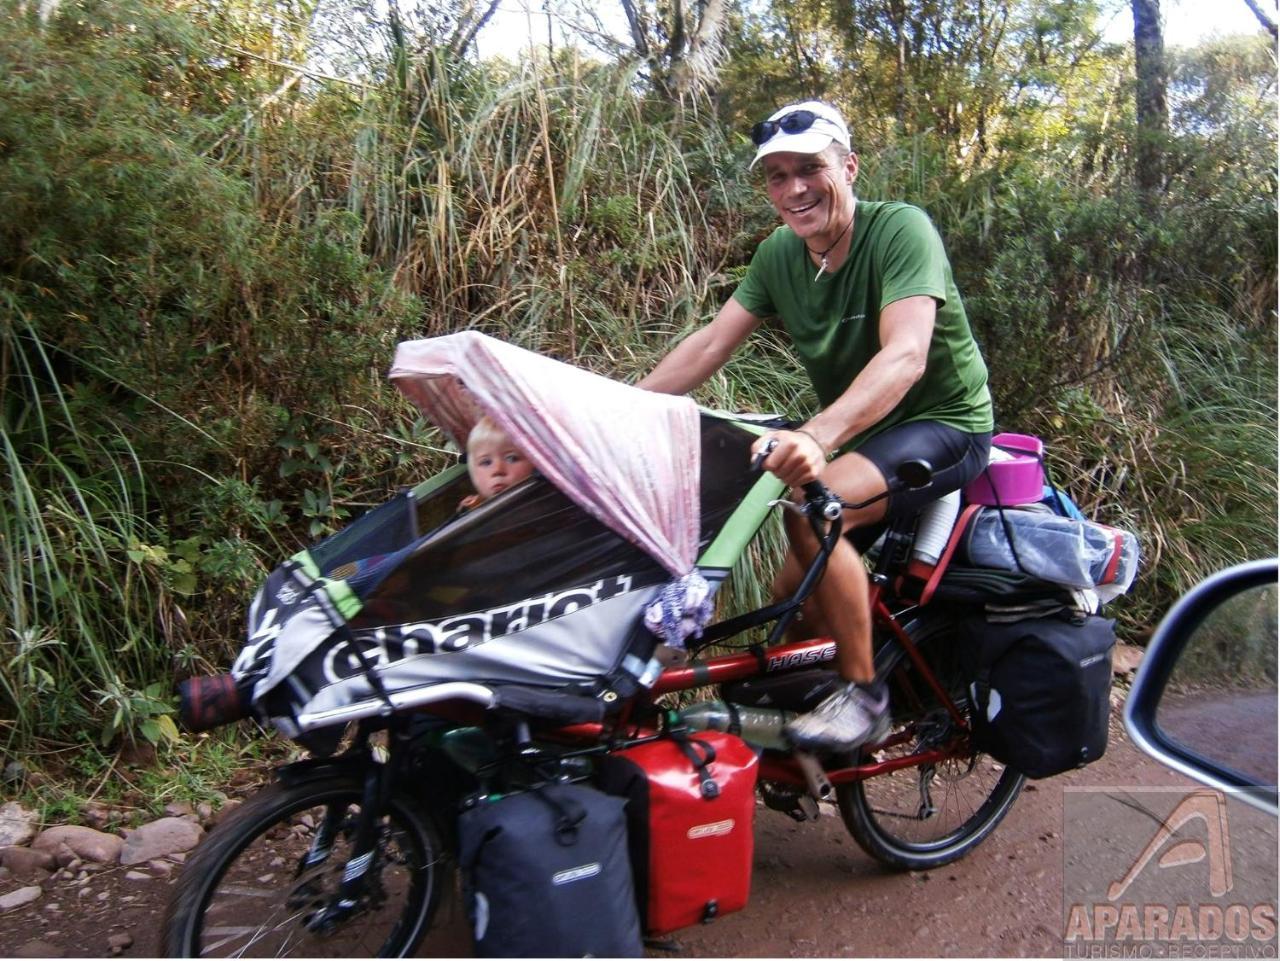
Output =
[
  {"x1": 751, "y1": 432, "x2": 844, "y2": 525},
  {"x1": 750, "y1": 429, "x2": 826, "y2": 487}
]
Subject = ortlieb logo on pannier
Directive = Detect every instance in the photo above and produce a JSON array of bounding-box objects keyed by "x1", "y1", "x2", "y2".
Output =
[
  {"x1": 551, "y1": 862, "x2": 602, "y2": 885},
  {"x1": 960, "y1": 611, "x2": 1116, "y2": 779},
  {"x1": 688, "y1": 818, "x2": 736, "y2": 839}
]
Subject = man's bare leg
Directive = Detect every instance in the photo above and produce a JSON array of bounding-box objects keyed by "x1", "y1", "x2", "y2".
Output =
[
  {"x1": 772, "y1": 551, "x2": 830, "y2": 642},
  {"x1": 776, "y1": 451, "x2": 887, "y2": 669},
  {"x1": 780, "y1": 452, "x2": 892, "y2": 752}
]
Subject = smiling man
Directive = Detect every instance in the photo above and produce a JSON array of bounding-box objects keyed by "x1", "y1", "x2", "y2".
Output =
[{"x1": 639, "y1": 100, "x2": 993, "y2": 752}]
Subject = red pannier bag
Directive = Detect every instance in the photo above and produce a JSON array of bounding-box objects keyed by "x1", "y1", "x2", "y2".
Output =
[{"x1": 597, "y1": 730, "x2": 759, "y2": 936}]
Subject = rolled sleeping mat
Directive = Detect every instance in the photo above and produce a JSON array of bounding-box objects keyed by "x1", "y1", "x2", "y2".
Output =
[{"x1": 178, "y1": 674, "x2": 252, "y2": 732}]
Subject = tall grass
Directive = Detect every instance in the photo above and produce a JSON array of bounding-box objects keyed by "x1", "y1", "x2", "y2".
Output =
[{"x1": 2, "y1": 313, "x2": 171, "y2": 747}]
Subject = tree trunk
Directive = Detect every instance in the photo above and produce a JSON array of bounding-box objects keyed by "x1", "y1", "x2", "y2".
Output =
[
  {"x1": 619, "y1": 0, "x2": 727, "y2": 100},
  {"x1": 671, "y1": 0, "x2": 728, "y2": 98},
  {"x1": 1131, "y1": 0, "x2": 1167, "y2": 193},
  {"x1": 448, "y1": 0, "x2": 504, "y2": 58},
  {"x1": 1241, "y1": 0, "x2": 1278, "y2": 38}
]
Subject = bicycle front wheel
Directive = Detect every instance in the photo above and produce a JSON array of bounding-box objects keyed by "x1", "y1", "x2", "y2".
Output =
[
  {"x1": 837, "y1": 612, "x2": 1025, "y2": 869},
  {"x1": 162, "y1": 775, "x2": 449, "y2": 958}
]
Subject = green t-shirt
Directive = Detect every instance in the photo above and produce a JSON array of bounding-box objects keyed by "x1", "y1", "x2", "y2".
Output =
[{"x1": 732, "y1": 200, "x2": 993, "y2": 447}]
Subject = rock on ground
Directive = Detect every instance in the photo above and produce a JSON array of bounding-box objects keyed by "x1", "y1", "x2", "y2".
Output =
[
  {"x1": 80, "y1": 804, "x2": 113, "y2": 831},
  {"x1": 208, "y1": 799, "x2": 242, "y2": 828},
  {"x1": 32, "y1": 826, "x2": 123, "y2": 866},
  {"x1": 119, "y1": 817, "x2": 203, "y2": 865},
  {"x1": 1113, "y1": 643, "x2": 1144, "y2": 674},
  {"x1": 0, "y1": 846, "x2": 56, "y2": 881},
  {"x1": 0, "y1": 802, "x2": 39, "y2": 848},
  {"x1": 0, "y1": 886, "x2": 43, "y2": 913}
]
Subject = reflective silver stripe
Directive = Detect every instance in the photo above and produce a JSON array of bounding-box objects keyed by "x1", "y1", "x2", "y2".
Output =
[
  {"x1": 636, "y1": 657, "x2": 663, "y2": 687},
  {"x1": 342, "y1": 851, "x2": 373, "y2": 882},
  {"x1": 622, "y1": 654, "x2": 663, "y2": 687}
]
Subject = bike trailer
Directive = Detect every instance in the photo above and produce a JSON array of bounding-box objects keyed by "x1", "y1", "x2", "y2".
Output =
[
  {"x1": 596, "y1": 730, "x2": 759, "y2": 936},
  {"x1": 959, "y1": 610, "x2": 1115, "y2": 778},
  {"x1": 220, "y1": 332, "x2": 780, "y2": 749},
  {"x1": 458, "y1": 781, "x2": 643, "y2": 957}
]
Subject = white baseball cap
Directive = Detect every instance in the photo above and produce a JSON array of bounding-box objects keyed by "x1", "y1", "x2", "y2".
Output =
[{"x1": 750, "y1": 101, "x2": 852, "y2": 168}]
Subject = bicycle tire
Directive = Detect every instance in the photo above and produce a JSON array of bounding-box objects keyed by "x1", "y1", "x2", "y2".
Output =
[
  {"x1": 162, "y1": 774, "x2": 449, "y2": 958},
  {"x1": 837, "y1": 612, "x2": 1025, "y2": 869}
]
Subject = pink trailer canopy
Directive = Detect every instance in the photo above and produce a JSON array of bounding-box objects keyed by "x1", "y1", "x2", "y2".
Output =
[{"x1": 390, "y1": 332, "x2": 701, "y2": 578}]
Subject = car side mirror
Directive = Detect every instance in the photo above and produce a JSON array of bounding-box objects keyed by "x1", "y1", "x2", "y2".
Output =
[{"x1": 1124, "y1": 558, "x2": 1278, "y2": 815}]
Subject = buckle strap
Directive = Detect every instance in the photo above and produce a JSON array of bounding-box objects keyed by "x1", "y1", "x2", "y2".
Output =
[{"x1": 665, "y1": 713, "x2": 720, "y2": 800}]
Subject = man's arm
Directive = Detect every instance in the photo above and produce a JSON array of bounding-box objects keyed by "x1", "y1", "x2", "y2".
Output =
[
  {"x1": 637, "y1": 297, "x2": 762, "y2": 395},
  {"x1": 753, "y1": 295, "x2": 935, "y2": 486}
]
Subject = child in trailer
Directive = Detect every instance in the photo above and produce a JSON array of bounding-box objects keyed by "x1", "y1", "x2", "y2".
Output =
[
  {"x1": 329, "y1": 416, "x2": 534, "y2": 585},
  {"x1": 326, "y1": 416, "x2": 536, "y2": 627},
  {"x1": 458, "y1": 415, "x2": 535, "y2": 511}
]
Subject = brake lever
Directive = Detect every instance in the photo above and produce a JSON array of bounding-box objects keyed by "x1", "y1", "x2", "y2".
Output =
[
  {"x1": 750, "y1": 438, "x2": 778, "y2": 473},
  {"x1": 768, "y1": 488, "x2": 844, "y2": 522},
  {"x1": 768, "y1": 497, "x2": 807, "y2": 515},
  {"x1": 755, "y1": 439, "x2": 844, "y2": 521},
  {"x1": 803, "y1": 481, "x2": 845, "y2": 522}
]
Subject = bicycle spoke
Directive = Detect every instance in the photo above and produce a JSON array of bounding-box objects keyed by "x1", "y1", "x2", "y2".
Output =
[
  {"x1": 838, "y1": 616, "x2": 1024, "y2": 868},
  {"x1": 166, "y1": 782, "x2": 441, "y2": 959}
]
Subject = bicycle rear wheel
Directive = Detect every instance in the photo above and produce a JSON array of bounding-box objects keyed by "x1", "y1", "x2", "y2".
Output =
[
  {"x1": 837, "y1": 612, "x2": 1024, "y2": 869},
  {"x1": 162, "y1": 774, "x2": 452, "y2": 958}
]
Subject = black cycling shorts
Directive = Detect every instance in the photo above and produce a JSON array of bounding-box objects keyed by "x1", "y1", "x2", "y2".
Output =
[{"x1": 853, "y1": 420, "x2": 991, "y2": 520}]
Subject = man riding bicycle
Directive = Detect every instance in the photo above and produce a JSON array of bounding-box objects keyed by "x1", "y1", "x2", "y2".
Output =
[{"x1": 639, "y1": 100, "x2": 993, "y2": 753}]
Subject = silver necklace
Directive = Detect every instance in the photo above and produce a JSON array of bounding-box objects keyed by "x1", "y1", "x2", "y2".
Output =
[{"x1": 807, "y1": 217, "x2": 853, "y2": 281}]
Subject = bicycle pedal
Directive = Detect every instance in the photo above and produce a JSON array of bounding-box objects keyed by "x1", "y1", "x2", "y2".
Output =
[
  {"x1": 793, "y1": 751, "x2": 834, "y2": 801},
  {"x1": 787, "y1": 794, "x2": 821, "y2": 822}
]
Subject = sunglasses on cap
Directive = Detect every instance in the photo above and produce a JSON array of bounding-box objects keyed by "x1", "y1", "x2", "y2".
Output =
[{"x1": 749, "y1": 109, "x2": 842, "y2": 146}]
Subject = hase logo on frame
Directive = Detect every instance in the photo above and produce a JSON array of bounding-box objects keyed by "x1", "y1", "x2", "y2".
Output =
[{"x1": 1062, "y1": 788, "x2": 1278, "y2": 958}]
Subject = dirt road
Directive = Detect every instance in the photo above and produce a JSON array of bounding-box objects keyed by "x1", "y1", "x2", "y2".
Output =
[{"x1": 7, "y1": 711, "x2": 1251, "y2": 959}]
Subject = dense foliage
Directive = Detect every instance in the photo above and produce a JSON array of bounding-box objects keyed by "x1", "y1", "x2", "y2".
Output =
[{"x1": 1, "y1": 0, "x2": 1275, "y2": 753}]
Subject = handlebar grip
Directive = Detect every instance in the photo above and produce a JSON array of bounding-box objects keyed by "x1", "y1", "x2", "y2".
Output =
[
  {"x1": 803, "y1": 480, "x2": 845, "y2": 522},
  {"x1": 802, "y1": 480, "x2": 829, "y2": 501},
  {"x1": 751, "y1": 438, "x2": 778, "y2": 473}
]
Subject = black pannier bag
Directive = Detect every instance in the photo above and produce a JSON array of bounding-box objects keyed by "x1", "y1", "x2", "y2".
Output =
[
  {"x1": 959, "y1": 612, "x2": 1115, "y2": 779},
  {"x1": 458, "y1": 782, "x2": 643, "y2": 957}
]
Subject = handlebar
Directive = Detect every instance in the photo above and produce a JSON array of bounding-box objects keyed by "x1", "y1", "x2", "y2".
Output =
[
  {"x1": 751, "y1": 438, "x2": 844, "y2": 522},
  {"x1": 803, "y1": 481, "x2": 845, "y2": 521},
  {"x1": 745, "y1": 434, "x2": 936, "y2": 650},
  {"x1": 752, "y1": 435, "x2": 934, "y2": 521}
]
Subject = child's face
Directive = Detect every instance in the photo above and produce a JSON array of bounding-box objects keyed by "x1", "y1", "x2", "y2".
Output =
[{"x1": 469, "y1": 435, "x2": 534, "y2": 501}]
